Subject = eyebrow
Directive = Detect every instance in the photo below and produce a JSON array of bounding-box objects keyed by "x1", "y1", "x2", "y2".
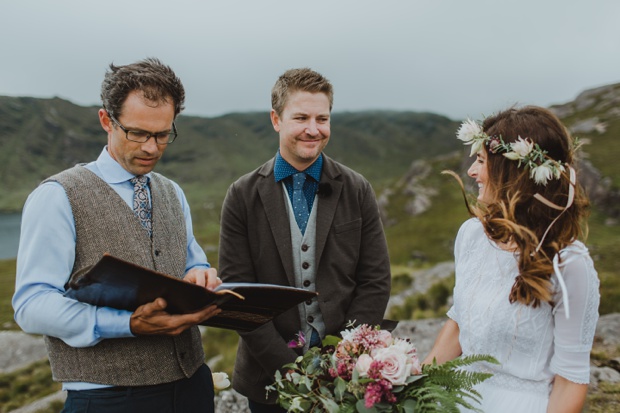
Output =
[{"x1": 124, "y1": 125, "x2": 173, "y2": 134}]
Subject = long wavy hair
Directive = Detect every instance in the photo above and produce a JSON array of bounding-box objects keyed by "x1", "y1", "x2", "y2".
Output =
[{"x1": 451, "y1": 106, "x2": 589, "y2": 307}]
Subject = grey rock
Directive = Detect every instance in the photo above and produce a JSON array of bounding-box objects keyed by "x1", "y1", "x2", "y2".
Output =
[
  {"x1": 0, "y1": 331, "x2": 47, "y2": 373},
  {"x1": 590, "y1": 366, "x2": 620, "y2": 387},
  {"x1": 215, "y1": 389, "x2": 250, "y2": 413}
]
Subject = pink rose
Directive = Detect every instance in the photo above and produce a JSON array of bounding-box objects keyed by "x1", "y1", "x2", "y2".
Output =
[
  {"x1": 373, "y1": 347, "x2": 409, "y2": 385},
  {"x1": 355, "y1": 354, "x2": 373, "y2": 377},
  {"x1": 409, "y1": 355, "x2": 422, "y2": 375},
  {"x1": 377, "y1": 330, "x2": 393, "y2": 348}
]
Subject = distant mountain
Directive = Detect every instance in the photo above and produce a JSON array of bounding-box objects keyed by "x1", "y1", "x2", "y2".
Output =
[{"x1": 0, "y1": 96, "x2": 460, "y2": 211}]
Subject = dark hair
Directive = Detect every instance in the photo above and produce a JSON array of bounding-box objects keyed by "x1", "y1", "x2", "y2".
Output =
[
  {"x1": 100, "y1": 57, "x2": 185, "y2": 119},
  {"x1": 271, "y1": 68, "x2": 333, "y2": 116},
  {"x1": 453, "y1": 106, "x2": 589, "y2": 307}
]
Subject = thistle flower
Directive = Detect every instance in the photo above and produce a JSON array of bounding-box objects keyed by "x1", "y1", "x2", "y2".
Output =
[
  {"x1": 287, "y1": 331, "x2": 306, "y2": 349},
  {"x1": 456, "y1": 119, "x2": 482, "y2": 144},
  {"x1": 511, "y1": 137, "x2": 534, "y2": 157},
  {"x1": 457, "y1": 119, "x2": 487, "y2": 156},
  {"x1": 531, "y1": 163, "x2": 554, "y2": 185}
]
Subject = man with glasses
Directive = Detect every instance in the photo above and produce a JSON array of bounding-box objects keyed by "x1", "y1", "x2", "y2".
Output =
[{"x1": 13, "y1": 58, "x2": 221, "y2": 413}]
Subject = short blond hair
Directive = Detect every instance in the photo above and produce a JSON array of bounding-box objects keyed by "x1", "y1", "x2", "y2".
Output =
[{"x1": 271, "y1": 68, "x2": 333, "y2": 116}]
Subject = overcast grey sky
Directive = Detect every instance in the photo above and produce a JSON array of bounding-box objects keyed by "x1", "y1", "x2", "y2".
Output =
[{"x1": 2, "y1": 0, "x2": 619, "y2": 120}]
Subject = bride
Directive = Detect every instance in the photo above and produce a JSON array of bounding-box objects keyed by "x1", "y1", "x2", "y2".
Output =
[{"x1": 423, "y1": 106, "x2": 600, "y2": 412}]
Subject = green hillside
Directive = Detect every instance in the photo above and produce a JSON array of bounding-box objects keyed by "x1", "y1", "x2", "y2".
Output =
[
  {"x1": 0, "y1": 97, "x2": 461, "y2": 212},
  {"x1": 1, "y1": 87, "x2": 618, "y2": 312}
]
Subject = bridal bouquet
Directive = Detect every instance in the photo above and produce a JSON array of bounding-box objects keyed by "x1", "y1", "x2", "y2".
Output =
[{"x1": 268, "y1": 324, "x2": 497, "y2": 412}]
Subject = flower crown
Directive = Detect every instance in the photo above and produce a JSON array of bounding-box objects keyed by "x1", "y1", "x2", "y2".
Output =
[
  {"x1": 456, "y1": 118, "x2": 579, "y2": 309},
  {"x1": 456, "y1": 119, "x2": 566, "y2": 186}
]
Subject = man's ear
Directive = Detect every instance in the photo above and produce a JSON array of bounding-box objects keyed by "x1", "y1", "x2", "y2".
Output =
[
  {"x1": 99, "y1": 109, "x2": 113, "y2": 133},
  {"x1": 270, "y1": 109, "x2": 281, "y2": 133}
]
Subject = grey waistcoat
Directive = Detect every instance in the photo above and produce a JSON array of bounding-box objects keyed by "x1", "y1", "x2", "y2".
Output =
[
  {"x1": 43, "y1": 165, "x2": 204, "y2": 386},
  {"x1": 283, "y1": 184, "x2": 325, "y2": 351}
]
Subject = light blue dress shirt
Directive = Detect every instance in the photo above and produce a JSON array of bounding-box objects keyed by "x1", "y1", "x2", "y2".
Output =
[{"x1": 12, "y1": 147, "x2": 210, "y2": 390}]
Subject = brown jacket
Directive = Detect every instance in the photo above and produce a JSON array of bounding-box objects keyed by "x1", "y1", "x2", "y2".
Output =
[{"x1": 219, "y1": 154, "x2": 391, "y2": 403}]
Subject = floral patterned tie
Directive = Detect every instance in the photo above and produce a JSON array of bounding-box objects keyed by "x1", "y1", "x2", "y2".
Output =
[
  {"x1": 130, "y1": 175, "x2": 152, "y2": 237},
  {"x1": 292, "y1": 172, "x2": 309, "y2": 235}
]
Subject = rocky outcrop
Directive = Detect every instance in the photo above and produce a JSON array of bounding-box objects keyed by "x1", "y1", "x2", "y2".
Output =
[
  {"x1": 385, "y1": 262, "x2": 454, "y2": 315},
  {"x1": 0, "y1": 331, "x2": 47, "y2": 374},
  {"x1": 577, "y1": 159, "x2": 620, "y2": 219},
  {"x1": 550, "y1": 83, "x2": 620, "y2": 120}
]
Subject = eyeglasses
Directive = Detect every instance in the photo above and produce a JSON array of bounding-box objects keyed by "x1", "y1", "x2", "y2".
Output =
[{"x1": 108, "y1": 113, "x2": 178, "y2": 145}]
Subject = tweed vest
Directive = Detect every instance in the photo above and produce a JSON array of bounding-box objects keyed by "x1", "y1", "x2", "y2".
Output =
[
  {"x1": 283, "y1": 185, "x2": 325, "y2": 350},
  {"x1": 43, "y1": 165, "x2": 204, "y2": 386}
]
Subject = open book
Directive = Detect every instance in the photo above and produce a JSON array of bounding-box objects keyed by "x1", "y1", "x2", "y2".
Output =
[{"x1": 64, "y1": 254, "x2": 318, "y2": 332}]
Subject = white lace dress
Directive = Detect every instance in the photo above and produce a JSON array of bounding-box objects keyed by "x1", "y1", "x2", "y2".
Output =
[{"x1": 447, "y1": 219, "x2": 600, "y2": 413}]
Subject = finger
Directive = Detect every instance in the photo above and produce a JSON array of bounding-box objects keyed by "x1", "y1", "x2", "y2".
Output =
[
  {"x1": 153, "y1": 297, "x2": 168, "y2": 311},
  {"x1": 205, "y1": 268, "x2": 221, "y2": 290},
  {"x1": 167, "y1": 305, "x2": 221, "y2": 331},
  {"x1": 194, "y1": 270, "x2": 206, "y2": 288},
  {"x1": 138, "y1": 297, "x2": 168, "y2": 315}
]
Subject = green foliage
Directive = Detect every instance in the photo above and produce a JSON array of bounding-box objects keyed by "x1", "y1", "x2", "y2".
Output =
[
  {"x1": 0, "y1": 359, "x2": 60, "y2": 412},
  {"x1": 388, "y1": 277, "x2": 455, "y2": 321},
  {"x1": 412, "y1": 355, "x2": 499, "y2": 413},
  {"x1": 202, "y1": 327, "x2": 239, "y2": 379},
  {"x1": 0, "y1": 259, "x2": 17, "y2": 330},
  {"x1": 586, "y1": 210, "x2": 620, "y2": 315},
  {"x1": 390, "y1": 272, "x2": 414, "y2": 296},
  {"x1": 382, "y1": 153, "x2": 471, "y2": 265}
]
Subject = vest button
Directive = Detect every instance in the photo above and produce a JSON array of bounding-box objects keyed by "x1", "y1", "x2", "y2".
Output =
[
  {"x1": 303, "y1": 280, "x2": 311, "y2": 287},
  {"x1": 307, "y1": 315, "x2": 314, "y2": 323},
  {"x1": 301, "y1": 244, "x2": 309, "y2": 252},
  {"x1": 305, "y1": 299, "x2": 312, "y2": 305},
  {"x1": 154, "y1": 250, "x2": 161, "y2": 256},
  {"x1": 302, "y1": 262, "x2": 310, "y2": 269}
]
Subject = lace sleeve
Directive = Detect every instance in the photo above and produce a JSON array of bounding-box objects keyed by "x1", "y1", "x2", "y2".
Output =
[{"x1": 549, "y1": 243, "x2": 600, "y2": 384}]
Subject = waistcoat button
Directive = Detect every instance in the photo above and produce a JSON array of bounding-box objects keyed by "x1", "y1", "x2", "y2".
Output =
[
  {"x1": 303, "y1": 280, "x2": 311, "y2": 287},
  {"x1": 302, "y1": 262, "x2": 310, "y2": 269}
]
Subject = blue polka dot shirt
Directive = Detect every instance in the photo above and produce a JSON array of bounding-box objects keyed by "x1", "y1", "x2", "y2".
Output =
[{"x1": 274, "y1": 151, "x2": 323, "y2": 214}]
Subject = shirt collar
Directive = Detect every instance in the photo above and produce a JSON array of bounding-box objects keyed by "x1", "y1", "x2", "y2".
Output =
[
  {"x1": 95, "y1": 146, "x2": 152, "y2": 184},
  {"x1": 274, "y1": 151, "x2": 323, "y2": 183}
]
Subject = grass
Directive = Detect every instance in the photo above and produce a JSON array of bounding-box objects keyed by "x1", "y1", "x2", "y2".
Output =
[
  {"x1": 0, "y1": 259, "x2": 17, "y2": 330},
  {"x1": 382, "y1": 155, "x2": 471, "y2": 265},
  {"x1": 0, "y1": 359, "x2": 60, "y2": 413}
]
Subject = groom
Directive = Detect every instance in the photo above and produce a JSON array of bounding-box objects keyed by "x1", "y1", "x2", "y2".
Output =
[{"x1": 218, "y1": 68, "x2": 392, "y2": 412}]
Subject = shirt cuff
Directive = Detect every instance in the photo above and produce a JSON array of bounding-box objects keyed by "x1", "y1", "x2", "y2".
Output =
[{"x1": 95, "y1": 307, "x2": 135, "y2": 339}]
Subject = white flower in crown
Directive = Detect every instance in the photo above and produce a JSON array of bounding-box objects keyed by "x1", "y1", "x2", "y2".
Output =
[
  {"x1": 511, "y1": 137, "x2": 534, "y2": 157},
  {"x1": 457, "y1": 119, "x2": 486, "y2": 156},
  {"x1": 530, "y1": 162, "x2": 554, "y2": 185}
]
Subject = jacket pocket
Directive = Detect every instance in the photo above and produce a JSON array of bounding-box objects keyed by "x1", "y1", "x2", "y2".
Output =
[{"x1": 334, "y1": 218, "x2": 362, "y2": 234}]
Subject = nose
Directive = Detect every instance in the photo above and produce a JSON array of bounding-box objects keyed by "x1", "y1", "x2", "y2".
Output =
[
  {"x1": 467, "y1": 160, "x2": 477, "y2": 178},
  {"x1": 305, "y1": 119, "x2": 319, "y2": 137},
  {"x1": 141, "y1": 136, "x2": 160, "y2": 154}
]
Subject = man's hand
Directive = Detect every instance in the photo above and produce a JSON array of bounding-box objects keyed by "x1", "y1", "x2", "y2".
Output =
[
  {"x1": 130, "y1": 298, "x2": 221, "y2": 336},
  {"x1": 184, "y1": 267, "x2": 222, "y2": 290}
]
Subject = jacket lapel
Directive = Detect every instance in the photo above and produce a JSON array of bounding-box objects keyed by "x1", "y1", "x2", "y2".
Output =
[
  {"x1": 256, "y1": 159, "x2": 296, "y2": 286},
  {"x1": 315, "y1": 155, "x2": 342, "y2": 267}
]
